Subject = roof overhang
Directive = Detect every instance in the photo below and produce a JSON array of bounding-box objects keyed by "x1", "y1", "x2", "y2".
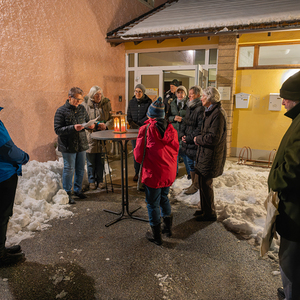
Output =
[
  {"x1": 107, "y1": 20, "x2": 300, "y2": 46},
  {"x1": 106, "y1": 0, "x2": 300, "y2": 47}
]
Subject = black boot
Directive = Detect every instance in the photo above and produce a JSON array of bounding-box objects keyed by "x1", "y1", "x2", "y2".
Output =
[
  {"x1": 162, "y1": 214, "x2": 173, "y2": 237},
  {"x1": 6, "y1": 245, "x2": 21, "y2": 254},
  {"x1": 145, "y1": 224, "x2": 162, "y2": 245},
  {"x1": 67, "y1": 192, "x2": 76, "y2": 204},
  {"x1": 0, "y1": 247, "x2": 25, "y2": 267}
]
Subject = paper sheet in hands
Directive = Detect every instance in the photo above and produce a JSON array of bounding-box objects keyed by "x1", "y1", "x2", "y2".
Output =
[
  {"x1": 81, "y1": 116, "x2": 100, "y2": 128},
  {"x1": 260, "y1": 190, "x2": 279, "y2": 257}
]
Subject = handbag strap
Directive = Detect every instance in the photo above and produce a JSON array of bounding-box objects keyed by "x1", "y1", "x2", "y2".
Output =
[{"x1": 137, "y1": 124, "x2": 150, "y2": 190}]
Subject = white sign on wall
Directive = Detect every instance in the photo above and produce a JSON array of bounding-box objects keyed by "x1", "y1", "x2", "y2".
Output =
[{"x1": 218, "y1": 87, "x2": 231, "y2": 101}]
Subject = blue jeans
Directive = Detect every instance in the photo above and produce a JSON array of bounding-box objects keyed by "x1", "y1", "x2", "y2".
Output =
[
  {"x1": 86, "y1": 153, "x2": 104, "y2": 184},
  {"x1": 178, "y1": 147, "x2": 191, "y2": 176},
  {"x1": 145, "y1": 185, "x2": 171, "y2": 227},
  {"x1": 62, "y1": 151, "x2": 86, "y2": 194},
  {"x1": 186, "y1": 155, "x2": 195, "y2": 172},
  {"x1": 131, "y1": 140, "x2": 140, "y2": 176}
]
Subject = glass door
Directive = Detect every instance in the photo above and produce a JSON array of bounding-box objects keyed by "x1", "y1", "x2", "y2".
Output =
[{"x1": 136, "y1": 70, "x2": 162, "y2": 101}]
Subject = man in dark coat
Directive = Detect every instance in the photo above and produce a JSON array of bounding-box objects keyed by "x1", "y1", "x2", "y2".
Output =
[
  {"x1": 194, "y1": 87, "x2": 227, "y2": 221},
  {"x1": 164, "y1": 79, "x2": 179, "y2": 119},
  {"x1": 179, "y1": 86, "x2": 205, "y2": 195},
  {"x1": 54, "y1": 87, "x2": 94, "y2": 204},
  {"x1": 268, "y1": 71, "x2": 300, "y2": 300},
  {"x1": 127, "y1": 84, "x2": 152, "y2": 181}
]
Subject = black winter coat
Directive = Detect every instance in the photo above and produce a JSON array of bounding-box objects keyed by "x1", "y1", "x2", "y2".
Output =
[
  {"x1": 127, "y1": 95, "x2": 152, "y2": 129},
  {"x1": 195, "y1": 102, "x2": 227, "y2": 178},
  {"x1": 54, "y1": 100, "x2": 89, "y2": 153},
  {"x1": 179, "y1": 99, "x2": 205, "y2": 161}
]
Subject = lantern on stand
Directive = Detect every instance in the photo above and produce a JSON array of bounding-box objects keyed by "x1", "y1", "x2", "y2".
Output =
[{"x1": 112, "y1": 114, "x2": 127, "y2": 133}]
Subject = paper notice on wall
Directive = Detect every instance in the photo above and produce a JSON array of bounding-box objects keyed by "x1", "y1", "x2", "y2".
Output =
[
  {"x1": 146, "y1": 88, "x2": 159, "y2": 102},
  {"x1": 219, "y1": 87, "x2": 231, "y2": 100}
]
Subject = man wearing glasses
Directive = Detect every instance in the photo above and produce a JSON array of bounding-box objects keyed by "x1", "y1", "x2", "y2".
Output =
[{"x1": 54, "y1": 87, "x2": 94, "y2": 204}]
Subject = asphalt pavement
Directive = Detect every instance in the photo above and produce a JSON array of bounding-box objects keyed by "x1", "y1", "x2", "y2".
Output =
[{"x1": 0, "y1": 156, "x2": 282, "y2": 300}]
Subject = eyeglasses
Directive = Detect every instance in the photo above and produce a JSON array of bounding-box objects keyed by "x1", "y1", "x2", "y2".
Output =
[
  {"x1": 72, "y1": 97, "x2": 83, "y2": 101},
  {"x1": 135, "y1": 90, "x2": 143, "y2": 94}
]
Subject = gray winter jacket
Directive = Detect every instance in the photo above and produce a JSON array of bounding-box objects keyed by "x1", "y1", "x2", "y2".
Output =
[{"x1": 82, "y1": 97, "x2": 113, "y2": 153}]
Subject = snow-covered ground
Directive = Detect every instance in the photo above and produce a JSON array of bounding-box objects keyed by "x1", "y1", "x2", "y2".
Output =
[
  {"x1": 7, "y1": 159, "x2": 277, "y2": 254},
  {"x1": 171, "y1": 161, "x2": 279, "y2": 253}
]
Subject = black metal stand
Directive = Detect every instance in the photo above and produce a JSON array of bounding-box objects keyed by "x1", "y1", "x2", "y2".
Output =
[{"x1": 103, "y1": 140, "x2": 148, "y2": 227}]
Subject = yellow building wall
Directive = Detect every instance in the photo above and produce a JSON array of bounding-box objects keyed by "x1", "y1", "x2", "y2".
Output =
[
  {"x1": 232, "y1": 30, "x2": 300, "y2": 157},
  {"x1": 124, "y1": 31, "x2": 300, "y2": 158},
  {"x1": 232, "y1": 69, "x2": 293, "y2": 153}
]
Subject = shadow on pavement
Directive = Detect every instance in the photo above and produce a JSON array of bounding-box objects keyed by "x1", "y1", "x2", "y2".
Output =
[
  {"x1": 0, "y1": 261, "x2": 96, "y2": 300},
  {"x1": 172, "y1": 217, "x2": 213, "y2": 240}
]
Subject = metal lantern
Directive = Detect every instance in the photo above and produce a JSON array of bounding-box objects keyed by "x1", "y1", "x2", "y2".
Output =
[{"x1": 112, "y1": 114, "x2": 127, "y2": 133}]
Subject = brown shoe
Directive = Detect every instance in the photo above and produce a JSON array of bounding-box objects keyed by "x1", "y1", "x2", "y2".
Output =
[
  {"x1": 184, "y1": 184, "x2": 198, "y2": 195},
  {"x1": 89, "y1": 183, "x2": 97, "y2": 190},
  {"x1": 98, "y1": 182, "x2": 106, "y2": 189},
  {"x1": 133, "y1": 175, "x2": 138, "y2": 182}
]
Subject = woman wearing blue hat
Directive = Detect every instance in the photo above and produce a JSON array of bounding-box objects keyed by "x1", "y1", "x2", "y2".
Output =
[{"x1": 134, "y1": 98, "x2": 179, "y2": 245}]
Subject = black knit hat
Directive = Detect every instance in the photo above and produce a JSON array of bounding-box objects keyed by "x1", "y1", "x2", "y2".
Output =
[
  {"x1": 280, "y1": 71, "x2": 300, "y2": 101},
  {"x1": 170, "y1": 79, "x2": 180, "y2": 87},
  {"x1": 147, "y1": 97, "x2": 165, "y2": 119}
]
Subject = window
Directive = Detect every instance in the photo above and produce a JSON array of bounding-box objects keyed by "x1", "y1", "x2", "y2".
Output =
[
  {"x1": 128, "y1": 53, "x2": 134, "y2": 67},
  {"x1": 238, "y1": 43, "x2": 300, "y2": 68},
  {"x1": 259, "y1": 44, "x2": 300, "y2": 66},
  {"x1": 138, "y1": 49, "x2": 211, "y2": 67},
  {"x1": 238, "y1": 46, "x2": 254, "y2": 67},
  {"x1": 209, "y1": 49, "x2": 218, "y2": 64}
]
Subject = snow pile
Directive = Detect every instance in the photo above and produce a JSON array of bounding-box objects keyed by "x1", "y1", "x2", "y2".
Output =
[
  {"x1": 172, "y1": 161, "x2": 279, "y2": 251},
  {"x1": 6, "y1": 159, "x2": 73, "y2": 246},
  {"x1": 6, "y1": 158, "x2": 278, "y2": 253}
]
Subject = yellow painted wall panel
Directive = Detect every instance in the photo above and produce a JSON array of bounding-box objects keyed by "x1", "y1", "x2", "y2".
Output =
[{"x1": 232, "y1": 69, "x2": 294, "y2": 151}]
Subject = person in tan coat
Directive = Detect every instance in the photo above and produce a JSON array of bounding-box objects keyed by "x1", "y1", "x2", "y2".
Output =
[{"x1": 82, "y1": 86, "x2": 113, "y2": 190}]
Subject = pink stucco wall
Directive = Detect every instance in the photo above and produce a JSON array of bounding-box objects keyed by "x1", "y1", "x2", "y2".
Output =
[{"x1": 0, "y1": 0, "x2": 166, "y2": 161}]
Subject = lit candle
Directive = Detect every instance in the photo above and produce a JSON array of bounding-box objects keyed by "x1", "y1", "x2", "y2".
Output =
[
  {"x1": 121, "y1": 118, "x2": 126, "y2": 132},
  {"x1": 114, "y1": 117, "x2": 120, "y2": 132}
]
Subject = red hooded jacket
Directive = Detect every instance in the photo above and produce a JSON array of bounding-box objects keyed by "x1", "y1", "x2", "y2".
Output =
[{"x1": 134, "y1": 118, "x2": 179, "y2": 189}]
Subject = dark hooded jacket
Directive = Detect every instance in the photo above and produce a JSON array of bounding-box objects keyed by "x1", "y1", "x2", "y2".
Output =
[
  {"x1": 54, "y1": 100, "x2": 89, "y2": 153},
  {"x1": 195, "y1": 102, "x2": 227, "y2": 178},
  {"x1": 268, "y1": 102, "x2": 300, "y2": 242},
  {"x1": 127, "y1": 94, "x2": 152, "y2": 129},
  {"x1": 179, "y1": 98, "x2": 205, "y2": 161}
]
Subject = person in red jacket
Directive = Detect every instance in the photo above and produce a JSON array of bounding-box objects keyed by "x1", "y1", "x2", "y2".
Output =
[{"x1": 134, "y1": 97, "x2": 179, "y2": 245}]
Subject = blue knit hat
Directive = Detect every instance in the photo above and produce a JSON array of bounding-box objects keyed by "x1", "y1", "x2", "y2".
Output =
[{"x1": 147, "y1": 97, "x2": 165, "y2": 119}]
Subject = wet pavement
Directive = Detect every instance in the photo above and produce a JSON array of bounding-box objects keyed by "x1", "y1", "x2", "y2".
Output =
[{"x1": 0, "y1": 156, "x2": 282, "y2": 300}]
